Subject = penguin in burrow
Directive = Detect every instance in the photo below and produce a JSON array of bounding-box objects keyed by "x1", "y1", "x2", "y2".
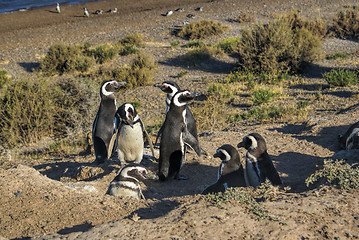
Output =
[
  {"x1": 237, "y1": 133, "x2": 282, "y2": 187},
  {"x1": 107, "y1": 163, "x2": 156, "y2": 200},
  {"x1": 154, "y1": 81, "x2": 206, "y2": 155},
  {"x1": 338, "y1": 121, "x2": 359, "y2": 150},
  {"x1": 115, "y1": 103, "x2": 155, "y2": 165},
  {"x1": 202, "y1": 144, "x2": 247, "y2": 194},
  {"x1": 158, "y1": 90, "x2": 204, "y2": 181},
  {"x1": 92, "y1": 80, "x2": 126, "y2": 164}
]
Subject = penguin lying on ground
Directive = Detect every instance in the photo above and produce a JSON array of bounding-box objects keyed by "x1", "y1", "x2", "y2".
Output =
[
  {"x1": 154, "y1": 81, "x2": 205, "y2": 155},
  {"x1": 115, "y1": 103, "x2": 155, "y2": 165},
  {"x1": 92, "y1": 80, "x2": 126, "y2": 164},
  {"x1": 158, "y1": 90, "x2": 203, "y2": 181},
  {"x1": 107, "y1": 163, "x2": 152, "y2": 200},
  {"x1": 237, "y1": 133, "x2": 282, "y2": 187},
  {"x1": 202, "y1": 144, "x2": 247, "y2": 194},
  {"x1": 338, "y1": 121, "x2": 359, "y2": 150}
]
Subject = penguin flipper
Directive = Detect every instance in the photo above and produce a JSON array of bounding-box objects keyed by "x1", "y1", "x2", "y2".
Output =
[
  {"x1": 108, "y1": 125, "x2": 120, "y2": 159},
  {"x1": 183, "y1": 130, "x2": 202, "y2": 156},
  {"x1": 262, "y1": 153, "x2": 282, "y2": 186},
  {"x1": 140, "y1": 118, "x2": 156, "y2": 159},
  {"x1": 154, "y1": 124, "x2": 164, "y2": 147}
]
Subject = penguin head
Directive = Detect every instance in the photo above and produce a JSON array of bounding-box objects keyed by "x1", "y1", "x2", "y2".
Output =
[
  {"x1": 346, "y1": 132, "x2": 359, "y2": 150},
  {"x1": 171, "y1": 90, "x2": 200, "y2": 108},
  {"x1": 237, "y1": 133, "x2": 267, "y2": 155},
  {"x1": 116, "y1": 103, "x2": 139, "y2": 128},
  {"x1": 213, "y1": 144, "x2": 241, "y2": 176},
  {"x1": 100, "y1": 80, "x2": 126, "y2": 98},
  {"x1": 154, "y1": 81, "x2": 180, "y2": 99},
  {"x1": 116, "y1": 163, "x2": 155, "y2": 181}
]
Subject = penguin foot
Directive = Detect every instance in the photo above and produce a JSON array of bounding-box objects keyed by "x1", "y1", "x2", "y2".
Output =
[{"x1": 175, "y1": 174, "x2": 188, "y2": 180}]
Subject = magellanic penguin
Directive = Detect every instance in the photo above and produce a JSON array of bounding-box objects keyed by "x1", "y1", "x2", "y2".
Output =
[
  {"x1": 107, "y1": 163, "x2": 151, "y2": 200},
  {"x1": 237, "y1": 133, "x2": 282, "y2": 187},
  {"x1": 92, "y1": 80, "x2": 126, "y2": 164},
  {"x1": 115, "y1": 103, "x2": 155, "y2": 165},
  {"x1": 154, "y1": 81, "x2": 205, "y2": 155},
  {"x1": 338, "y1": 121, "x2": 359, "y2": 150},
  {"x1": 158, "y1": 90, "x2": 203, "y2": 181},
  {"x1": 84, "y1": 8, "x2": 89, "y2": 17},
  {"x1": 56, "y1": 3, "x2": 60, "y2": 13},
  {"x1": 202, "y1": 144, "x2": 247, "y2": 195}
]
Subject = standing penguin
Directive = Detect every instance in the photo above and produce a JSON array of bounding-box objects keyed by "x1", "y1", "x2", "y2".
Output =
[
  {"x1": 154, "y1": 81, "x2": 205, "y2": 155},
  {"x1": 158, "y1": 90, "x2": 203, "y2": 181},
  {"x1": 338, "y1": 121, "x2": 359, "y2": 150},
  {"x1": 202, "y1": 144, "x2": 247, "y2": 194},
  {"x1": 115, "y1": 103, "x2": 155, "y2": 165},
  {"x1": 92, "y1": 80, "x2": 126, "y2": 164},
  {"x1": 237, "y1": 133, "x2": 282, "y2": 187},
  {"x1": 56, "y1": 3, "x2": 60, "y2": 13},
  {"x1": 84, "y1": 7, "x2": 89, "y2": 17},
  {"x1": 107, "y1": 163, "x2": 150, "y2": 200}
]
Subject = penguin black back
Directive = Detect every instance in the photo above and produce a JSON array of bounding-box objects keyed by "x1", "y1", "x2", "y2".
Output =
[
  {"x1": 202, "y1": 144, "x2": 246, "y2": 194},
  {"x1": 338, "y1": 121, "x2": 359, "y2": 150}
]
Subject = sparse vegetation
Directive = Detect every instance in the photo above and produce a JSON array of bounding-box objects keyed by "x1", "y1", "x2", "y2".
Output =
[
  {"x1": 331, "y1": 7, "x2": 359, "y2": 39},
  {"x1": 232, "y1": 12, "x2": 254, "y2": 23},
  {"x1": 251, "y1": 88, "x2": 280, "y2": 106},
  {"x1": 39, "y1": 43, "x2": 95, "y2": 76},
  {"x1": 170, "y1": 40, "x2": 181, "y2": 48},
  {"x1": 237, "y1": 12, "x2": 322, "y2": 74},
  {"x1": 323, "y1": 68, "x2": 358, "y2": 87},
  {"x1": 0, "y1": 69, "x2": 9, "y2": 89},
  {"x1": 182, "y1": 45, "x2": 223, "y2": 65},
  {"x1": 88, "y1": 44, "x2": 117, "y2": 64},
  {"x1": 203, "y1": 181, "x2": 282, "y2": 221},
  {"x1": 184, "y1": 41, "x2": 206, "y2": 48},
  {"x1": 306, "y1": 159, "x2": 359, "y2": 189},
  {"x1": 326, "y1": 52, "x2": 349, "y2": 60},
  {"x1": 176, "y1": 70, "x2": 188, "y2": 78},
  {"x1": 178, "y1": 19, "x2": 230, "y2": 39},
  {"x1": 119, "y1": 33, "x2": 144, "y2": 47},
  {"x1": 217, "y1": 36, "x2": 241, "y2": 55}
]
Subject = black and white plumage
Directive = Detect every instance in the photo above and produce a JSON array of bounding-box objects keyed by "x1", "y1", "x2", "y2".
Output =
[
  {"x1": 154, "y1": 81, "x2": 205, "y2": 155},
  {"x1": 115, "y1": 103, "x2": 155, "y2": 165},
  {"x1": 195, "y1": 7, "x2": 203, "y2": 11},
  {"x1": 107, "y1": 164, "x2": 149, "y2": 200},
  {"x1": 237, "y1": 133, "x2": 282, "y2": 187},
  {"x1": 338, "y1": 121, "x2": 359, "y2": 150},
  {"x1": 175, "y1": 8, "x2": 185, "y2": 12},
  {"x1": 158, "y1": 90, "x2": 203, "y2": 181},
  {"x1": 94, "y1": 9, "x2": 103, "y2": 14},
  {"x1": 187, "y1": 14, "x2": 195, "y2": 18},
  {"x1": 56, "y1": 3, "x2": 60, "y2": 13},
  {"x1": 84, "y1": 8, "x2": 89, "y2": 17},
  {"x1": 108, "y1": 8, "x2": 117, "y2": 13},
  {"x1": 202, "y1": 144, "x2": 247, "y2": 194},
  {"x1": 164, "y1": 10, "x2": 173, "y2": 16},
  {"x1": 92, "y1": 80, "x2": 126, "y2": 164}
]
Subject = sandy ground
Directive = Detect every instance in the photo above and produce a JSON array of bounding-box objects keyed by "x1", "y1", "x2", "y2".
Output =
[{"x1": 1, "y1": 0, "x2": 359, "y2": 239}]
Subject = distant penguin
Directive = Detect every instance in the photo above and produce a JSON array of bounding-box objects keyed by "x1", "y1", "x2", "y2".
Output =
[
  {"x1": 175, "y1": 8, "x2": 185, "y2": 12},
  {"x1": 56, "y1": 3, "x2": 60, "y2": 13},
  {"x1": 164, "y1": 10, "x2": 173, "y2": 16},
  {"x1": 94, "y1": 9, "x2": 103, "y2": 14},
  {"x1": 84, "y1": 8, "x2": 89, "y2": 17},
  {"x1": 338, "y1": 121, "x2": 359, "y2": 150},
  {"x1": 187, "y1": 14, "x2": 195, "y2": 18},
  {"x1": 202, "y1": 144, "x2": 247, "y2": 194},
  {"x1": 158, "y1": 90, "x2": 203, "y2": 181},
  {"x1": 115, "y1": 103, "x2": 155, "y2": 165},
  {"x1": 92, "y1": 80, "x2": 126, "y2": 164},
  {"x1": 108, "y1": 8, "x2": 117, "y2": 13},
  {"x1": 107, "y1": 163, "x2": 149, "y2": 200},
  {"x1": 154, "y1": 81, "x2": 205, "y2": 155},
  {"x1": 237, "y1": 133, "x2": 282, "y2": 187}
]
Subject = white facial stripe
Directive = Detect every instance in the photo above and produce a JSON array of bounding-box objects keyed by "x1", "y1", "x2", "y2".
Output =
[
  {"x1": 121, "y1": 166, "x2": 145, "y2": 177},
  {"x1": 112, "y1": 181, "x2": 140, "y2": 190},
  {"x1": 218, "y1": 149, "x2": 230, "y2": 162},
  {"x1": 102, "y1": 81, "x2": 115, "y2": 96},
  {"x1": 173, "y1": 91, "x2": 189, "y2": 107},
  {"x1": 247, "y1": 135, "x2": 258, "y2": 150},
  {"x1": 124, "y1": 104, "x2": 134, "y2": 119},
  {"x1": 164, "y1": 84, "x2": 178, "y2": 98},
  {"x1": 346, "y1": 128, "x2": 359, "y2": 149}
]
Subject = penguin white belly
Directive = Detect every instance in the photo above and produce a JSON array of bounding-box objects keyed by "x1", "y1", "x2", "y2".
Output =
[
  {"x1": 245, "y1": 154, "x2": 260, "y2": 187},
  {"x1": 108, "y1": 182, "x2": 140, "y2": 199},
  {"x1": 118, "y1": 124, "x2": 144, "y2": 163}
]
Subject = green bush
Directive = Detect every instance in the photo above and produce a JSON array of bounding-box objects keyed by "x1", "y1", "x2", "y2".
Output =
[
  {"x1": 305, "y1": 159, "x2": 359, "y2": 189},
  {"x1": 178, "y1": 20, "x2": 229, "y2": 39},
  {"x1": 0, "y1": 77, "x2": 99, "y2": 148},
  {"x1": 237, "y1": 14, "x2": 322, "y2": 74},
  {"x1": 0, "y1": 69, "x2": 9, "y2": 89},
  {"x1": 119, "y1": 45, "x2": 140, "y2": 56},
  {"x1": 217, "y1": 36, "x2": 241, "y2": 55},
  {"x1": 170, "y1": 40, "x2": 181, "y2": 48},
  {"x1": 207, "y1": 83, "x2": 232, "y2": 99},
  {"x1": 119, "y1": 33, "x2": 144, "y2": 47},
  {"x1": 251, "y1": 88, "x2": 280, "y2": 105},
  {"x1": 89, "y1": 44, "x2": 117, "y2": 63},
  {"x1": 332, "y1": 7, "x2": 359, "y2": 39},
  {"x1": 323, "y1": 68, "x2": 358, "y2": 87},
  {"x1": 326, "y1": 52, "x2": 349, "y2": 60},
  {"x1": 184, "y1": 41, "x2": 206, "y2": 48},
  {"x1": 39, "y1": 44, "x2": 95, "y2": 76}
]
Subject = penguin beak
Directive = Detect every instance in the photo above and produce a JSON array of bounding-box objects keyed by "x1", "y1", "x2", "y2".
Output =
[
  {"x1": 112, "y1": 81, "x2": 126, "y2": 91},
  {"x1": 237, "y1": 141, "x2": 245, "y2": 148},
  {"x1": 213, "y1": 152, "x2": 221, "y2": 158},
  {"x1": 154, "y1": 83, "x2": 166, "y2": 91}
]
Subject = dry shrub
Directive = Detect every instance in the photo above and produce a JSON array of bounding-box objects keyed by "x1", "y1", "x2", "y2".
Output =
[
  {"x1": 233, "y1": 12, "x2": 254, "y2": 23},
  {"x1": 0, "y1": 77, "x2": 99, "y2": 148},
  {"x1": 331, "y1": 7, "x2": 359, "y2": 39},
  {"x1": 88, "y1": 44, "x2": 117, "y2": 64},
  {"x1": 0, "y1": 69, "x2": 9, "y2": 89},
  {"x1": 182, "y1": 45, "x2": 223, "y2": 66},
  {"x1": 237, "y1": 14, "x2": 322, "y2": 74},
  {"x1": 119, "y1": 33, "x2": 144, "y2": 47},
  {"x1": 178, "y1": 19, "x2": 230, "y2": 39},
  {"x1": 39, "y1": 43, "x2": 95, "y2": 76}
]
